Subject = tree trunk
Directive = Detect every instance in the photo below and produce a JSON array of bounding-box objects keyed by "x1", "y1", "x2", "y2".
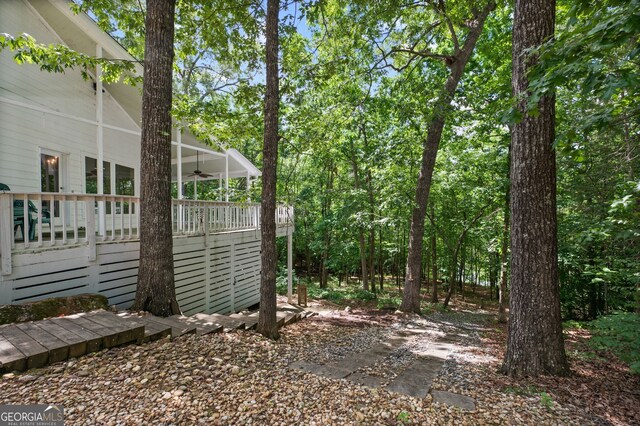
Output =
[
  {"x1": 431, "y1": 231, "x2": 438, "y2": 303},
  {"x1": 501, "y1": 0, "x2": 569, "y2": 377},
  {"x1": 256, "y1": 0, "x2": 280, "y2": 340},
  {"x1": 458, "y1": 243, "x2": 466, "y2": 296},
  {"x1": 498, "y1": 173, "x2": 510, "y2": 322},
  {"x1": 319, "y1": 163, "x2": 334, "y2": 289},
  {"x1": 378, "y1": 226, "x2": 384, "y2": 290},
  {"x1": 358, "y1": 230, "x2": 369, "y2": 290},
  {"x1": 400, "y1": 2, "x2": 495, "y2": 314},
  {"x1": 133, "y1": 0, "x2": 179, "y2": 317},
  {"x1": 443, "y1": 255, "x2": 457, "y2": 308}
]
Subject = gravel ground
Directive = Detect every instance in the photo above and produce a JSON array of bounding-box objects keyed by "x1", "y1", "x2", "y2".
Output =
[{"x1": 0, "y1": 306, "x2": 607, "y2": 425}]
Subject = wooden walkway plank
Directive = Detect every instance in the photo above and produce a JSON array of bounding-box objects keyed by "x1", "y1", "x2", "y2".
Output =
[
  {"x1": 15, "y1": 322, "x2": 69, "y2": 364},
  {"x1": 0, "y1": 334, "x2": 27, "y2": 373},
  {"x1": 193, "y1": 313, "x2": 244, "y2": 332},
  {"x1": 116, "y1": 313, "x2": 172, "y2": 342},
  {"x1": 51, "y1": 317, "x2": 103, "y2": 353},
  {"x1": 230, "y1": 313, "x2": 257, "y2": 330},
  {"x1": 33, "y1": 321, "x2": 87, "y2": 358},
  {"x1": 171, "y1": 315, "x2": 223, "y2": 336},
  {"x1": 0, "y1": 325, "x2": 49, "y2": 370},
  {"x1": 142, "y1": 316, "x2": 197, "y2": 338},
  {"x1": 58, "y1": 314, "x2": 120, "y2": 348},
  {"x1": 82, "y1": 311, "x2": 144, "y2": 347}
]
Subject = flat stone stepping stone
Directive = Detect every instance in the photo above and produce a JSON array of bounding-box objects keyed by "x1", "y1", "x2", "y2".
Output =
[
  {"x1": 347, "y1": 372, "x2": 383, "y2": 388},
  {"x1": 431, "y1": 390, "x2": 476, "y2": 411},
  {"x1": 412, "y1": 341, "x2": 456, "y2": 360},
  {"x1": 289, "y1": 334, "x2": 412, "y2": 382},
  {"x1": 289, "y1": 360, "x2": 353, "y2": 379},
  {"x1": 385, "y1": 356, "x2": 444, "y2": 398}
]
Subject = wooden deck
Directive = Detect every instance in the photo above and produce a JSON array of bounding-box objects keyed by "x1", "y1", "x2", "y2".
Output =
[{"x1": 0, "y1": 304, "x2": 314, "y2": 373}]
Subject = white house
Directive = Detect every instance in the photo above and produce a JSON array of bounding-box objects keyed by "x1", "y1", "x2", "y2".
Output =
[{"x1": 0, "y1": 0, "x2": 294, "y2": 315}]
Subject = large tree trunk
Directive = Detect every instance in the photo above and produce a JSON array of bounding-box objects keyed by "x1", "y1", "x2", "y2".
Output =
[
  {"x1": 501, "y1": 0, "x2": 569, "y2": 377},
  {"x1": 133, "y1": 0, "x2": 179, "y2": 317},
  {"x1": 400, "y1": 2, "x2": 495, "y2": 314},
  {"x1": 349, "y1": 147, "x2": 369, "y2": 291},
  {"x1": 319, "y1": 163, "x2": 334, "y2": 289},
  {"x1": 256, "y1": 0, "x2": 280, "y2": 340}
]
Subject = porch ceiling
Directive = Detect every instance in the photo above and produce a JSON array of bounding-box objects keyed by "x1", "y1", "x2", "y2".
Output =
[{"x1": 171, "y1": 145, "x2": 261, "y2": 181}]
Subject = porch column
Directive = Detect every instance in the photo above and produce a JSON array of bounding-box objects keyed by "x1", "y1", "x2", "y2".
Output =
[
  {"x1": 246, "y1": 171, "x2": 251, "y2": 202},
  {"x1": 194, "y1": 176, "x2": 198, "y2": 200},
  {"x1": 177, "y1": 127, "x2": 183, "y2": 231},
  {"x1": 287, "y1": 231, "x2": 293, "y2": 304},
  {"x1": 224, "y1": 152, "x2": 229, "y2": 202},
  {"x1": 96, "y1": 44, "x2": 106, "y2": 237}
]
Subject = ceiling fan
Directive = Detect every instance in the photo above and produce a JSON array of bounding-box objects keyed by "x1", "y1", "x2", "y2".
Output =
[{"x1": 187, "y1": 151, "x2": 214, "y2": 179}]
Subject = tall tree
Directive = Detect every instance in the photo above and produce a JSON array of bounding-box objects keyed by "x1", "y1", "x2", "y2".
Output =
[
  {"x1": 400, "y1": 1, "x2": 496, "y2": 313},
  {"x1": 132, "y1": 0, "x2": 179, "y2": 317},
  {"x1": 498, "y1": 147, "x2": 510, "y2": 323},
  {"x1": 256, "y1": 0, "x2": 281, "y2": 340},
  {"x1": 501, "y1": 0, "x2": 569, "y2": 377}
]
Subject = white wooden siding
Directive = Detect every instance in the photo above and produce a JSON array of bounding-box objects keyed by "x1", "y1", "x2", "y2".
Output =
[
  {"x1": 0, "y1": 230, "x2": 265, "y2": 315},
  {"x1": 0, "y1": 0, "x2": 140, "y2": 194}
]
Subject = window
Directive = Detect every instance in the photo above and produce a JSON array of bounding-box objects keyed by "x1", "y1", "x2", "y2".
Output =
[
  {"x1": 85, "y1": 157, "x2": 111, "y2": 195},
  {"x1": 115, "y1": 165, "x2": 134, "y2": 196},
  {"x1": 116, "y1": 164, "x2": 135, "y2": 213},
  {"x1": 85, "y1": 157, "x2": 135, "y2": 213}
]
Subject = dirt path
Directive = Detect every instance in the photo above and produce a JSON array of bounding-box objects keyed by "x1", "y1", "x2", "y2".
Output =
[{"x1": 1, "y1": 300, "x2": 633, "y2": 425}]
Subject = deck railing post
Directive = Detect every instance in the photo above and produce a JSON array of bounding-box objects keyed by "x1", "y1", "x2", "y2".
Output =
[
  {"x1": 203, "y1": 204, "x2": 210, "y2": 246},
  {"x1": 0, "y1": 193, "x2": 13, "y2": 275},
  {"x1": 85, "y1": 199, "x2": 96, "y2": 261}
]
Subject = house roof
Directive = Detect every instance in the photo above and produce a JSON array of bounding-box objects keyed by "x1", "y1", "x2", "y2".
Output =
[{"x1": 27, "y1": 0, "x2": 261, "y2": 179}]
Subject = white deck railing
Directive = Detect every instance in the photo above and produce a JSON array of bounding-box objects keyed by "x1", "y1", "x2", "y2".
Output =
[
  {"x1": 0, "y1": 192, "x2": 294, "y2": 274},
  {"x1": 172, "y1": 200, "x2": 294, "y2": 236}
]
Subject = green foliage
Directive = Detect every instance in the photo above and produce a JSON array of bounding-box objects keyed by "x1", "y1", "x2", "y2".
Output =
[
  {"x1": 539, "y1": 392, "x2": 554, "y2": 410},
  {"x1": 397, "y1": 411, "x2": 410, "y2": 423},
  {"x1": 589, "y1": 312, "x2": 640, "y2": 374},
  {"x1": 14, "y1": 0, "x2": 633, "y2": 322},
  {"x1": 503, "y1": 385, "x2": 554, "y2": 408},
  {"x1": 0, "y1": 32, "x2": 139, "y2": 84}
]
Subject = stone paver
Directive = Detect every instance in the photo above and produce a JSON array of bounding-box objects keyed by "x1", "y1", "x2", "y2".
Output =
[
  {"x1": 288, "y1": 319, "x2": 477, "y2": 411},
  {"x1": 385, "y1": 355, "x2": 444, "y2": 398},
  {"x1": 431, "y1": 390, "x2": 476, "y2": 411}
]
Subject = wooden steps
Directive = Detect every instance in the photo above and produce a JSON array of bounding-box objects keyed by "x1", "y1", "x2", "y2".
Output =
[
  {"x1": 0, "y1": 303, "x2": 317, "y2": 374},
  {"x1": 193, "y1": 313, "x2": 245, "y2": 332},
  {"x1": 0, "y1": 310, "x2": 145, "y2": 373}
]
